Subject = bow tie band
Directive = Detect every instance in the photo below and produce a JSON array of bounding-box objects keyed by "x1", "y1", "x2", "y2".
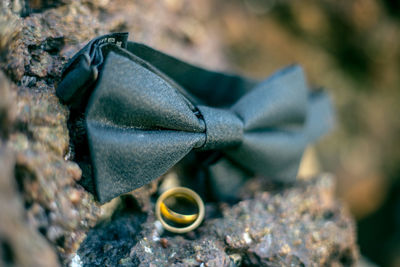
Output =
[{"x1": 57, "y1": 33, "x2": 334, "y2": 203}]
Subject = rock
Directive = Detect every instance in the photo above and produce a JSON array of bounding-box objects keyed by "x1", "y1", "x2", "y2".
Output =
[
  {"x1": 1, "y1": 1, "x2": 104, "y2": 263},
  {"x1": 211, "y1": 174, "x2": 357, "y2": 266},
  {"x1": 78, "y1": 211, "x2": 147, "y2": 266},
  {"x1": 0, "y1": 75, "x2": 59, "y2": 267},
  {"x1": 0, "y1": 1, "x2": 22, "y2": 58},
  {"x1": 78, "y1": 175, "x2": 358, "y2": 266},
  {"x1": 12, "y1": 144, "x2": 101, "y2": 257},
  {"x1": 0, "y1": 72, "x2": 16, "y2": 139}
]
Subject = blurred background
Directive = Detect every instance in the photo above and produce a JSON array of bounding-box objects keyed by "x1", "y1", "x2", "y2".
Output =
[
  {"x1": 209, "y1": 0, "x2": 400, "y2": 266},
  {"x1": 136, "y1": 0, "x2": 400, "y2": 265}
]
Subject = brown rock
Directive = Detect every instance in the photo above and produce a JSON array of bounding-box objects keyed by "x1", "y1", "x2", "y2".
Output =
[{"x1": 0, "y1": 144, "x2": 59, "y2": 267}]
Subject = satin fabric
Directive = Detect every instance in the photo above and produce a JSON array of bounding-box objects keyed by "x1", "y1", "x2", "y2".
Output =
[{"x1": 57, "y1": 33, "x2": 334, "y2": 203}]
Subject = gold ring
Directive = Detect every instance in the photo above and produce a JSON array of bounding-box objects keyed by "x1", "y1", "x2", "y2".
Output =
[
  {"x1": 155, "y1": 187, "x2": 205, "y2": 233},
  {"x1": 160, "y1": 201, "x2": 198, "y2": 224}
]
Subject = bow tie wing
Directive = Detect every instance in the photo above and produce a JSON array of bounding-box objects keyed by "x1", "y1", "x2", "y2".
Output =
[
  {"x1": 86, "y1": 125, "x2": 204, "y2": 203},
  {"x1": 227, "y1": 65, "x2": 333, "y2": 181},
  {"x1": 87, "y1": 52, "x2": 205, "y2": 132},
  {"x1": 86, "y1": 52, "x2": 205, "y2": 202},
  {"x1": 232, "y1": 65, "x2": 308, "y2": 130}
]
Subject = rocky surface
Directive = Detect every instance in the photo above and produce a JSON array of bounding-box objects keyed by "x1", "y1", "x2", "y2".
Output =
[
  {"x1": 0, "y1": 147, "x2": 60, "y2": 267},
  {"x1": 0, "y1": 0, "x2": 359, "y2": 266},
  {"x1": 0, "y1": 73, "x2": 60, "y2": 267},
  {"x1": 78, "y1": 174, "x2": 357, "y2": 267}
]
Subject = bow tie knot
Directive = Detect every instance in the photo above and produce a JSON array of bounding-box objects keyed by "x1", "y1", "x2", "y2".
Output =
[{"x1": 196, "y1": 106, "x2": 243, "y2": 150}]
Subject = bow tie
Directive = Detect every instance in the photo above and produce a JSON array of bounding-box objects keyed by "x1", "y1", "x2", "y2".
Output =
[{"x1": 57, "y1": 33, "x2": 334, "y2": 203}]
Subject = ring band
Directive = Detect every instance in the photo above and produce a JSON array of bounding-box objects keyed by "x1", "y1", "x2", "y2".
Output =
[
  {"x1": 156, "y1": 187, "x2": 205, "y2": 233},
  {"x1": 159, "y1": 201, "x2": 198, "y2": 224}
]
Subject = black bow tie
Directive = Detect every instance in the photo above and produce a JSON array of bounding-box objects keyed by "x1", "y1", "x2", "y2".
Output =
[{"x1": 57, "y1": 33, "x2": 334, "y2": 203}]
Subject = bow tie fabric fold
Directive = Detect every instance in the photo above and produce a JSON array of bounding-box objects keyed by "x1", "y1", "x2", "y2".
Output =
[{"x1": 57, "y1": 33, "x2": 334, "y2": 203}]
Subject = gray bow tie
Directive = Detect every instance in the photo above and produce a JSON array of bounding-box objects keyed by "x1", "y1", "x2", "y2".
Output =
[{"x1": 57, "y1": 33, "x2": 334, "y2": 203}]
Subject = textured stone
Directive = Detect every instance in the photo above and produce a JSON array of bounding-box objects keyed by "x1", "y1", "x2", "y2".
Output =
[
  {"x1": 1, "y1": 0, "x2": 105, "y2": 263},
  {"x1": 79, "y1": 175, "x2": 358, "y2": 267},
  {"x1": 0, "y1": 74, "x2": 59, "y2": 267}
]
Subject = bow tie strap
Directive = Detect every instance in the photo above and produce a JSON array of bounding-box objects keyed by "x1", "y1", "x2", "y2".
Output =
[{"x1": 57, "y1": 33, "x2": 334, "y2": 203}]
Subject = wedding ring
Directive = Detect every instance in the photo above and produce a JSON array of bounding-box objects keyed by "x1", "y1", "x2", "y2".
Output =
[
  {"x1": 160, "y1": 201, "x2": 198, "y2": 224},
  {"x1": 155, "y1": 187, "x2": 205, "y2": 233}
]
